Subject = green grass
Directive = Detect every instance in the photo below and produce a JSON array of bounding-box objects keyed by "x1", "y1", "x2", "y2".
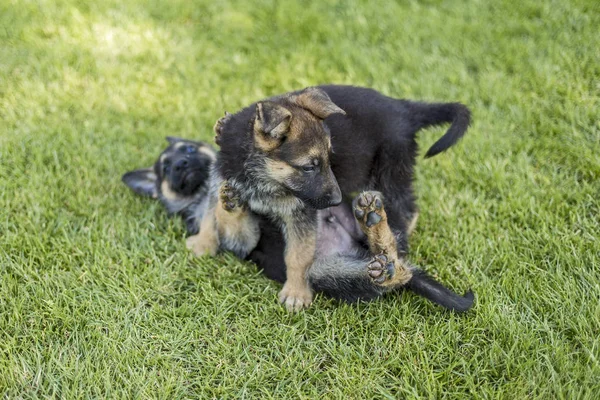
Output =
[{"x1": 1, "y1": 0, "x2": 599, "y2": 397}]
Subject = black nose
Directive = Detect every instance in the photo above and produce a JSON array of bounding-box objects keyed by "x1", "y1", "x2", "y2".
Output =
[
  {"x1": 326, "y1": 189, "x2": 343, "y2": 207},
  {"x1": 174, "y1": 158, "x2": 188, "y2": 171}
]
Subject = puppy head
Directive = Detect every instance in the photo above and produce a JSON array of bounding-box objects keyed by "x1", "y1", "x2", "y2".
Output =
[
  {"x1": 251, "y1": 87, "x2": 345, "y2": 209},
  {"x1": 122, "y1": 137, "x2": 216, "y2": 211}
]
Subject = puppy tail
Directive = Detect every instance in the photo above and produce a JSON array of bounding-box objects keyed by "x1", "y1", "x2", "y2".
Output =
[
  {"x1": 405, "y1": 268, "x2": 474, "y2": 312},
  {"x1": 411, "y1": 102, "x2": 471, "y2": 158}
]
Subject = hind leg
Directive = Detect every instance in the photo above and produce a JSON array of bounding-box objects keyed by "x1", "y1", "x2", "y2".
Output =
[
  {"x1": 369, "y1": 146, "x2": 420, "y2": 255},
  {"x1": 308, "y1": 254, "x2": 386, "y2": 302},
  {"x1": 352, "y1": 191, "x2": 412, "y2": 288}
]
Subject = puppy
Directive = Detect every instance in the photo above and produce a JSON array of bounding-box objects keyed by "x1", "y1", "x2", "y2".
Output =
[
  {"x1": 122, "y1": 137, "x2": 216, "y2": 234},
  {"x1": 186, "y1": 85, "x2": 474, "y2": 311},
  {"x1": 124, "y1": 138, "x2": 474, "y2": 312}
]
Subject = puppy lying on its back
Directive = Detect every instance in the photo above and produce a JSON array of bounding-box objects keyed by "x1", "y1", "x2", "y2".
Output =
[
  {"x1": 124, "y1": 136, "x2": 474, "y2": 312},
  {"x1": 122, "y1": 137, "x2": 216, "y2": 234}
]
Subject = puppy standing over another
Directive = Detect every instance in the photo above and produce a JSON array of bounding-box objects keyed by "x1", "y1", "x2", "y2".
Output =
[{"x1": 186, "y1": 85, "x2": 474, "y2": 311}]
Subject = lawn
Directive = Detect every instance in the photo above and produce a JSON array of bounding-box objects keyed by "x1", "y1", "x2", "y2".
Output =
[{"x1": 1, "y1": 0, "x2": 599, "y2": 398}]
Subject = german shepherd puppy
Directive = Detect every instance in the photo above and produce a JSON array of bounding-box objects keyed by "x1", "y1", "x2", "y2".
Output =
[
  {"x1": 122, "y1": 137, "x2": 217, "y2": 234},
  {"x1": 123, "y1": 137, "x2": 474, "y2": 312},
  {"x1": 185, "y1": 85, "x2": 474, "y2": 312}
]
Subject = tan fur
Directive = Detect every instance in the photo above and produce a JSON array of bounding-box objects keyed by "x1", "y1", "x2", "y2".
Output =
[
  {"x1": 290, "y1": 146, "x2": 324, "y2": 167},
  {"x1": 286, "y1": 110, "x2": 321, "y2": 141},
  {"x1": 161, "y1": 180, "x2": 179, "y2": 201},
  {"x1": 278, "y1": 226, "x2": 316, "y2": 311},
  {"x1": 253, "y1": 127, "x2": 280, "y2": 152},
  {"x1": 407, "y1": 211, "x2": 419, "y2": 236},
  {"x1": 253, "y1": 103, "x2": 292, "y2": 152},
  {"x1": 264, "y1": 159, "x2": 296, "y2": 184},
  {"x1": 288, "y1": 87, "x2": 346, "y2": 119},
  {"x1": 215, "y1": 198, "x2": 257, "y2": 243},
  {"x1": 199, "y1": 146, "x2": 216, "y2": 160},
  {"x1": 186, "y1": 207, "x2": 219, "y2": 257}
]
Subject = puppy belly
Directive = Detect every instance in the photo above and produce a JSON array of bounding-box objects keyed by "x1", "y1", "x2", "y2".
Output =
[{"x1": 315, "y1": 204, "x2": 365, "y2": 258}]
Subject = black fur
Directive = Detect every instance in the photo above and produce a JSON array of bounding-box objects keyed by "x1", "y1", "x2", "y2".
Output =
[{"x1": 406, "y1": 269, "x2": 475, "y2": 312}]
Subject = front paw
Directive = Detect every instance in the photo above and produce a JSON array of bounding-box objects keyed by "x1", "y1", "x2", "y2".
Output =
[
  {"x1": 213, "y1": 111, "x2": 232, "y2": 145},
  {"x1": 186, "y1": 234, "x2": 218, "y2": 257},
  {"x1": 278, "y1": 282, "x2": 313, "y2": 312}
]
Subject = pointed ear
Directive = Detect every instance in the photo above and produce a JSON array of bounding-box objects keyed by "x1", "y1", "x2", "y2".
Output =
[
  {"x1": 166, "y1": 136, "x2": 185, "y2": 145},
  {"x1": 291, "y1": 87, "x2": 346, "y2": 119},
  {"x1": 122, "y1": 168, "x2": 159, "y2": 198},
  {"x1": 253, "y1": 102, "x2": 292, "y2": 144}
]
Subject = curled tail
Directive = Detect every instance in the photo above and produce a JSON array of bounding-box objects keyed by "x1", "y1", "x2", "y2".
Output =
[
  {"x1": 410, "y1": 102, "x2": 471, "y2": 158},
  {"x1": 405, "y1": 268, "x2": 474, "y2": 312}
]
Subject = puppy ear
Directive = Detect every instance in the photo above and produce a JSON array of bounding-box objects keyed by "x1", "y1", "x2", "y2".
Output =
[
  {"x1": 291, "y1": 87, "x2": 346, "y2": 119},
  {"x1": 254, "y1": 102, "x2": 292, "y2": 140},
  {"x1": 166, "y1": 136, "x2": 186, "y2": 145},
  {"x1": 122, "y1": 168, "x2": 159, "y2": 198}
]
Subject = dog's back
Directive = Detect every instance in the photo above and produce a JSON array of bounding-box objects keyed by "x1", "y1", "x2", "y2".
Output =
[{"x1": 319, "y1": 84, "x2": 470, "y2": 158}]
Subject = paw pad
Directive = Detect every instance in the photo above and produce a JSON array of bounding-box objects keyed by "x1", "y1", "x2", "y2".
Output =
[
  {"x1": 367, "y1": 254, "x2": 395, "y2": 284},
  {"x1": 220, "y1": 181, "x2": 241, "y2": 212},
  {"x1": 353, "y1": 191, "x2": 385, "y2": 228}
]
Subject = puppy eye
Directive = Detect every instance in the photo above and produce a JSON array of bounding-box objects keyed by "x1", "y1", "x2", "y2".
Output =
[{"x1": 302, "y1": 165, "x2": 316, "y2": 173}]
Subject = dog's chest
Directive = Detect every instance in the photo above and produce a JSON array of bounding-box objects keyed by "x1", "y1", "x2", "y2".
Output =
[
  {"x1": 229, "y1": 175, "x2": 304, "y2": 221},
  {"x1": 247, "y1": 195, "x2": 303, "y2": 220}
]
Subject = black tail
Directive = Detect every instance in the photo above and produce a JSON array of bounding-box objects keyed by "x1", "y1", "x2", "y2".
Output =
[
  {"x1": 411, "y1": 102, "x2": 471, "y2": 158},
  {"x1": 405, "y1": 268, "x2": 474, "y2": 312}
]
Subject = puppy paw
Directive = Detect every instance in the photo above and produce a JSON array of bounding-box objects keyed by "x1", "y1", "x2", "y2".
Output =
[
  {"x1": 213, "y1": 111, "x2": 232, "y2": 145},
  {"x1": 367, "y1": 253, "x2": 395, "y2": 284},
  {"x1": 219, "y1": 181, "x2": 242, "y2": 212},
  {"x1": 186, "y1": 234, "x2": 218, "y2": 257},
  {"x1": 352, "y1": 191, "x2": 385, "y2": 229},
  {"x1": 278, "y1": 282, "x2": 313, "y2": 312}
]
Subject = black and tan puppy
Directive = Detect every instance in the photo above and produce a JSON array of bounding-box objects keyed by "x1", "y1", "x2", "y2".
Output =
[
  {"x1": 188, "y1": 85, "x2": 473, "y2": 311},
  {"x1": 122, "y1": 137, "x2": 217, "y2": 234},
  {"x1": 123, "y1": 138, "x2": 474, "y2": 312}
]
